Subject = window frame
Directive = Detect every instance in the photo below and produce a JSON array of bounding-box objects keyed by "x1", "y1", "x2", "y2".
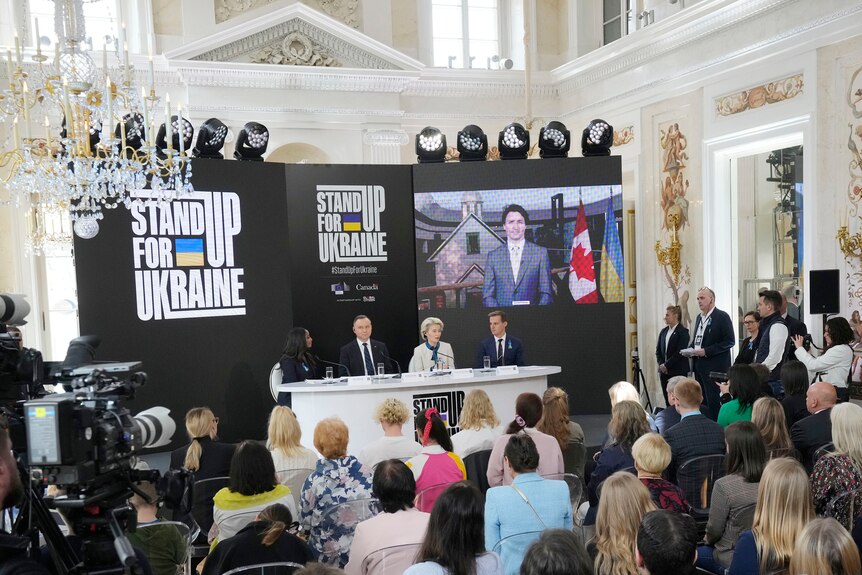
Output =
[{"x1": 422, "y1": 0, "x2": 506, "y2": 69}]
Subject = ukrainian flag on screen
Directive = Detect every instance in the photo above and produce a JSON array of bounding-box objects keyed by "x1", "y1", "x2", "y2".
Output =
[
  {"x1": 176, "y1": 238, "x2": 204, "y2": 266},
  {"x1": 599, "y1": 194, "x2": 625, "y2": 303},
  {"x1": 342, "y1": 213, "x2": 362, "y2": 232}
]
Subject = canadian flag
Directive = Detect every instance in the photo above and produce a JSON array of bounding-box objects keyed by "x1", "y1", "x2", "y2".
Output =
[{"x1": 569, "y1": 199, "x2": 598, "y2": 303}]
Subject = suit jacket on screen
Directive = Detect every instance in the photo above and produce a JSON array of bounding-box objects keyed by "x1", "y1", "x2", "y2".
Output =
[{"x1": 482, "y1": 241, "x2": 552, "y2": 307}]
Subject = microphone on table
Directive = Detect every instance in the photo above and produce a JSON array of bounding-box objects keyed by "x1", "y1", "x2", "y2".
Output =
[
  {"x1": 374, "y1": 346, "x2": 402, "y2": 379},
  {"x1": 433, "y1": 351, "x2": 456, "y2": 370},
  {"x1": 313, "y1": 355, "x2": 351, "y2": 379}
]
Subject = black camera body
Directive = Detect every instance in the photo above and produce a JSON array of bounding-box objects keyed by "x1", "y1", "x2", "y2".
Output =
[{"x1": 709, "y1": 371, "x2": 729, "y2": 383}]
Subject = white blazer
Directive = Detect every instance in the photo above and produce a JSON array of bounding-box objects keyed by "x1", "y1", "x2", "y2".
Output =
[
  {"x1": 409, "y1": 341, "x2": 455, "y2": 372},
  {"x1": 794, "y1": 344, "x2": 853, "y2": 388}
]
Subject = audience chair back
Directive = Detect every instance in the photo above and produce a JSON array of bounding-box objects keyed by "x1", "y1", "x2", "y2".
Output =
[
  {"x1": 415, "y1": 482, "x2": 458, "y2": 513},
  {"x1": 561, "y1": 440, "x2": 587, "y2": 481},
  {"x1": 492, "y1": 530, "x2": 544, "y2": 574},
  {"x1": 275, "y1": 468, "x2": 314, "y2": 511},
  {"x1": 316, "y1": 498, "x2": 380, "y2": 565},
  {"x1": 727, "y1": 502, "x2": 757, "y2": 542},
  {"x1": 768, "y1": 447, "x2": 799, "y2": 460},
  {"x1": 542, "y1": 472, "x2": 585, "y2": 510},
  {"x1": 826, "y1": 487, "x2": 862, "y2": 532},
  {"x1": 360, "y1": 542, "x2": 423, "y2": 575},
  {"x1": 135, "y1": 520, "x2": 193, "y2": 575},
  {"x1": 215, "y1": 509, "x2": 262, "y2": 542},
  {"x1": 813, "y1": 442, "x2": 835, "y2": 465},
  {"x1": 191, "y1": 475, "x2": 230, "y2": 537},
  {"x1": 269, "y1": 362, "x2": 283, "y2": 402},
  {"x1": 221, "y1": 561, "x2": 304, "y2": 575},
  {"x1": 676, "y1": 454, "x2": 726, "y2": 518},
  {"x1": 463, "y1": 449, "x2": 493, "y2": 494}
]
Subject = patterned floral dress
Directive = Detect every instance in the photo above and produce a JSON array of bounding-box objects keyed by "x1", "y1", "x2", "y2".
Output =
[
  {"x1": 811, "y1": 452, "x2": 862, "y2": 529},
  {"x1": 641, "y1": 477, "x2": 692, "y2": 514},
  {"x1": 300, "y1": 455, "x2": 375, "y2": 567}
]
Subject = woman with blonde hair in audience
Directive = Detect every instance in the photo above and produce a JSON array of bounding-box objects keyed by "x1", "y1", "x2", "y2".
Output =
[
  {"x1": 631, "y1": 433, "x2": 690, "y2": 513},
  {"x1": 591, "y1": 471, "x2": 657, "y2": 575},
  {"x1": 789, "y1": 517, "x2": 862, "y2": 575},
  {"x1": 359, "y1": 397, "x2": 422, "y2": 468},
  {"x1": 811, "y1": 402, "x2": 862, "y2": 528},
  {"x1": 728, "y1": 457, "x2": 814, "y2": 575},
  {"x1": 537, "y1": 387, "x2": 586, "y2": 479},
  {"x1": 300, "y1": 417, "x2": 373, "y2": 568},
  {"x1": 607, "y1": 381, "x2": 656, "y2": 432},
  {"x1": 451, "y1": 389, "x2": 502, "y2": 459},
  {"x1": 751, "y1": 397, "x2": 793, "y2": 455},
  {"x1": 267, "y1": 406, "x2": 319, "y2": 481}
]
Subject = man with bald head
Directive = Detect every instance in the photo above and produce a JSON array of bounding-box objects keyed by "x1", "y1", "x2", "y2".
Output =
[
  {"x1": 690, "y1": 287, "x2": 735, "y2": 420},
  {"x1": 791, "y1": 382, "x2": 837, "y2": 472}
]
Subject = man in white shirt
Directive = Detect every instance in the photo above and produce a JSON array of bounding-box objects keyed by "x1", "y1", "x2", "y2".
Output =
[{"x1": 754, "y1": 289, "x2": 789, "y2": 394}]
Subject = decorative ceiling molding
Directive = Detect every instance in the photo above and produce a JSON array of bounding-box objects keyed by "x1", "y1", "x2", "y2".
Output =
[{"x1": 215, "y1": 0, "x2": 361, "y2": 29}]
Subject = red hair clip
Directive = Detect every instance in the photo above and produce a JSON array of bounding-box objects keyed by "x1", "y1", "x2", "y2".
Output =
[{"x1": 422, "y1": 408, "x2": 439, "y2": 445}]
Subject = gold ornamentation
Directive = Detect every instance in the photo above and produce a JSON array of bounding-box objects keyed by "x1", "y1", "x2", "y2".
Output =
[
  {"x1": 655, "y1": 212, "x2": 683, "y2": 287},
  {"x1": 838, "y1": 224, "x2": 862, "y2": 260}
]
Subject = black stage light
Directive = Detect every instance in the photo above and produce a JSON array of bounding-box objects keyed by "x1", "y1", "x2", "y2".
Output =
[
  {"x1": 156, "y1": 115, "x2": 194, "y2": 152},
  {"x1": 498, "y1": 122, "x2": 530, "y2": 160},
  {"x1": 415, "y1": 126, "x2": 447, "y2": 163},
  {"x1": 581, "y1": 119, "x2": 613, "y2": 156},
  {"x1": 457, "y1": 124, "x2": 488, "y2": 161},
  {"x1": 115, "y1": 113, "x2": 146, "y2": 150},
  {"x1": 193, "y1": 118, "x2": 228, "y2": 159},
  {"x1": 539, "y1": 121, "x2": 570, "y2": 159},
  {"x1": 233, "y1": 121, "x2": 269, "y2": 161}
]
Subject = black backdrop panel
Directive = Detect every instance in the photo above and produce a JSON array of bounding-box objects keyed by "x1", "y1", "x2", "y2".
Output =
[
  {"x1": 412, "y1": 157, "x2": 626, "y2": 415},
  {"x1": 284, "y1": 164, "x2": 418, "y2": 370},
  {"x1": 76, "y1": 159, "x2": 293, "y2": 446}
]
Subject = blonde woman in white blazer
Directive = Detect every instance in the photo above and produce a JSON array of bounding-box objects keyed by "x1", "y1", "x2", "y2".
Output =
[{"x1": 410, "y1": 317, "x2": 455, "y2": 372}]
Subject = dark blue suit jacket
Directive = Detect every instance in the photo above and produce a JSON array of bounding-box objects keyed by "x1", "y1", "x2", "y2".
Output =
[
  {"x1": 691, "y1": 308, "x2": 735, "y2": 375},
  {"x1": 474, "y1": 335, "x2": 525, "y2": 368},
  {"x1": 656, "y1": 324, "x2": 690, "y2": 381},
  {"x1": 337, "y1": 339, "x2": 393, "y2": 376},
  {"x1": 483, "y1": 241, "x2": 552, "y2": 306}
]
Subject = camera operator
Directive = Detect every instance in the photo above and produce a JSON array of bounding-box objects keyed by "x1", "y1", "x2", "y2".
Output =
[
  {"x1": 791, "y1": 316, "x2": 854, "y2": 402},
  {"x1": 0, "y1": 423, "x2": 49, "y2": 575}
]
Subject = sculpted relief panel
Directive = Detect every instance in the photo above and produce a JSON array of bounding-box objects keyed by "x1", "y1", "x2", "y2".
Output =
[{"x1": 215, "y1": 0, "x2": 361, "y2": 28}]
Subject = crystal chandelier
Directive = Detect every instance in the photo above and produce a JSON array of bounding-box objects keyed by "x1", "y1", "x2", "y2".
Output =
[{"x1": 1, "y1": 0, "x2": 193, "y2": 251}]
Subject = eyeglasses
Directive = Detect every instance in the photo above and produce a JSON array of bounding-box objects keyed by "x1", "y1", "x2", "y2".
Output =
[{"x1": 743, "y1": 320, "x2": 757, "y2": 325}]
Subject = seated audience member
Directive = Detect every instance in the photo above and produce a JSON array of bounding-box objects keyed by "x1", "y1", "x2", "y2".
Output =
[
  {"x1": 519, "y1": 529, "x2": 593, "y2": 575},
  {"x1": 636, "y1": 510, "x2": 698, "y2": 575},
  {"x1": 780, "y1": 360, "x2": 811, "y2": 428},
  {"x1": 485, "y1": 435, "x2": 573, "y2": 575},
  {"x1": 750, "y1": 363, "x2": 775, "y2": 398},
  {"x1": 654, "y1": 376, "x2": 685, "y2": 436},
  {"x1": 411, "y1": 317, "x2": 455, "y2": 371},
  {"x1": 728, "y1": 457, "x2": 813, "y2": 575},
  {"x1": 404, "y1": 482, "x2": 503, "y2": 575},
  {"x1": 345, "y1": 460, "x2": 430, "y2": 575},
  {"x1": 170, "y1": 407, "x2": 235, "y2": 535},
  {"x1": 792, "y1": 316, "x2": 854, "y2": 402},
  {"x1": 359, "y1": 398, "x2": 423, "y2": 469},
  {"x1": 811, "y1": 402, "x2": 862, "y2": 527},
  {"x1": 406, "y1": 408, "x2": 466, "y2": 512},
  {"x1": 487, "y1": 393, "x2": 564, "y2": 486},
  {"x1": 734, "y1": 311, "x2": 762, "y2": 365},
  {"x1": 717, "y1": 364, "x2": 762, "y2": 427},
  {"x1": 585, "y1": 401, "x2": 650, "y2": 525},
  {"x1": 789, "y1": 517, "x2": 862, "y2": 575},
  {"x1": 751, "y1": 397, "x2": 793, "y2": 454},
  {"x1": 451, "y1": 389, "x2": 503, "y2": 459},
  {"x1": 591, "y1": 472, "x2": 657, "y2": 575},
  {"x1": 267, "y1": 406, "x2": 319, "y2": 481},
  {"x1": 790, "y1": 382, "x2": 837, "y2": 473},
  {"x1": 537, "y1": 387, "x2": 586, "y2": 480},
  {"x1": 203, "y1": 503, "x2": 313, "y2": 575},
  {"x1": 212, "y1": 441, "x2": 297, "y2": 544},
  {"x1": 663, "y1": 378, "x2": 725, "y2": 481},
  {"x1": 697, "y1": 421, "x2": 766, "y2": 574},
  {"x1": 300, "y1": 417, "x2": 373, "y2": 568},
  {"x1": 631, "y1": 433, "x2": 690, "y2": 513},
  {"x1": 607, "y1": 381, "x2": 657, "y2": 433},
  {"x1": 127, "y1": 481, "x2": 186, "y2": 575},
  {"x1": 278, "y1": 327, "x2": 319, "y2": 406}
]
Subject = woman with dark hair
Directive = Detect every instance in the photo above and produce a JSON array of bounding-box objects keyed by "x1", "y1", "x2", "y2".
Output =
[
  {"x1": 203, "y1": 503, "x2": 313, "y2": 575},
  {"x1": 792, "y1": 316, "x2": 854, "y2": 401},
  {"x1": 278, "y1": 327, "x2": 319, "y2": 406},
  {"x1": 406, "y1": 408, "x2": 467, "y2": 512},
  {"x1": 717, "y1": 364, "x2": 763, "y2": 427},
  {"x1": 487, "y1": 393, "x2": 564, "y2": 487},
  {"x1": 211, "y1": 441, "x2": 297, "y2": 544},
  {"x1": 781, "y1": 360, "x2": 811, "y2": 428},
  {"x1": 519, "y1": 529, "x2": 592, "y2": 575},
  {"x1": 404, "y1": 481, "x2": 503, "y2": 575},
  {"x1": 485, "y1": 435, "x2": 572, "y2": 575},
  {"x1": 734, "y1": 311, "x2": 762, "y2": 365},
  {"x1": 696, "y1": 421, "x2": 767, "y2": 573}
]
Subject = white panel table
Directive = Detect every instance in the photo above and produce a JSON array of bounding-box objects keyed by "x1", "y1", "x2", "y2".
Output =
[{"x1": 277, "y1": 365, "x2": 561, "y2": 455}]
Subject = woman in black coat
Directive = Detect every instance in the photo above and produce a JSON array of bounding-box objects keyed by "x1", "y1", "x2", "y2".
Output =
[{"x1": 278, "y1": 327, "x2": 320, "y2": 407}]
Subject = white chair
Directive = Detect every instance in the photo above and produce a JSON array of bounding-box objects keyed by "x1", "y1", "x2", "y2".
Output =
[
  {"x1": 221, "y1": 562, "x2": 305, "y2": 575},
  {"x1": 270, "y1": 362, "x2": 283, "y2": 402},
  {"x1": 135, "y1": 520, "x2": 192, "y2": 575},
  {"x1": 275, "y1": 468, "x2": 314, "y2": 511}
]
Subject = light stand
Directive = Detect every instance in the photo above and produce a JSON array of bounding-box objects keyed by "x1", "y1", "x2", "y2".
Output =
[{"x1": 631, "y1": 347, "x2": 653, "y2": 413}]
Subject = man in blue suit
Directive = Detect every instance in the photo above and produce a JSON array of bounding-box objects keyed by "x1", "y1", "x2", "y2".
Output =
[
  {"x1": 474, "y1": 310, "x2": 525, "y2": 368},
  {"x1": 690, "y1": 287, "x2": 735, "y2": 420},
  {"x1": 483, "y1": 204, "x2": 553, "y2": 307}
]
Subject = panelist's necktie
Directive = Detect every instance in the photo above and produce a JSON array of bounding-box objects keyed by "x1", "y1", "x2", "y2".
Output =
[
  {"x1": 497, "y1": 338, "x2": 504, "y2": 365},
  {"x1": 363, "y1": 342, "x2": 374, "y2": 375}
]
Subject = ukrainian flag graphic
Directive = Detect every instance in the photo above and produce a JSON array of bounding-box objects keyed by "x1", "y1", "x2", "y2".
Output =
[
  {"x1": 176, "y1": 238, "x2": 204, "y2": 266},
  {"x1": 342, "y1": 213, "x2": 362, "y2": 232}
]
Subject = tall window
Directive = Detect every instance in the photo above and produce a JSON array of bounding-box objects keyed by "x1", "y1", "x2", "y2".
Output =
[
  {"x1": 602, "y1": 0, "x2": 635, "y2": 45},
  {"x1": 28, "y1": 0, "x2": 118, "y2": 51},
  {"x1": 432, "y1": 0, "x2": 499, "y2": 69}
]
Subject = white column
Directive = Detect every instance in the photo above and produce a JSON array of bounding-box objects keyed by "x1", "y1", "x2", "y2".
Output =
[{"x1": 362, "y1": 129, "x2": 408, "y2": 165}]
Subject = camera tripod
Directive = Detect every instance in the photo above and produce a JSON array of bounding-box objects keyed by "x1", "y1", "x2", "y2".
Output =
[{"x1": 631, "y1": 347, "x2": 653, "y2": 413}]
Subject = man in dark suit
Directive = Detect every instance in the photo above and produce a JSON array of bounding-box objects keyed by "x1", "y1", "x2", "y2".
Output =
[
  {"x1": 338, "y1": 315, "x2": 393, "y2": 377},
  {"x1": 663, "y1": 378, "x2": 725, "y2": 481},
  {"x1": 474, "y1": 310, "x2": 525, "y2": 368},
  {"x1": 483, "y1": 204, "x2": 553, "y2": 307},
  {"x1": 656, "y1": 304, "x2": 690, "y2": 405},
  {"x1": 690, "y1": 287, "x2": 735, "y2": 420},
  {"x1": 791, "y1": 382, "x2": 837, "y2": 472}
]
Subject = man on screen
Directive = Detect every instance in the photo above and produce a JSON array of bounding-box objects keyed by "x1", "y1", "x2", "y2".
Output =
[
  {"x1": 482, "y1": 204, "x2": 553, "y2": 307},
  {"x1": 474, "y1": 310, "x2": 525, "y2": 368},
  {"x1": 338, "y1": 315, "x2": 394, "y2": 377}
]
